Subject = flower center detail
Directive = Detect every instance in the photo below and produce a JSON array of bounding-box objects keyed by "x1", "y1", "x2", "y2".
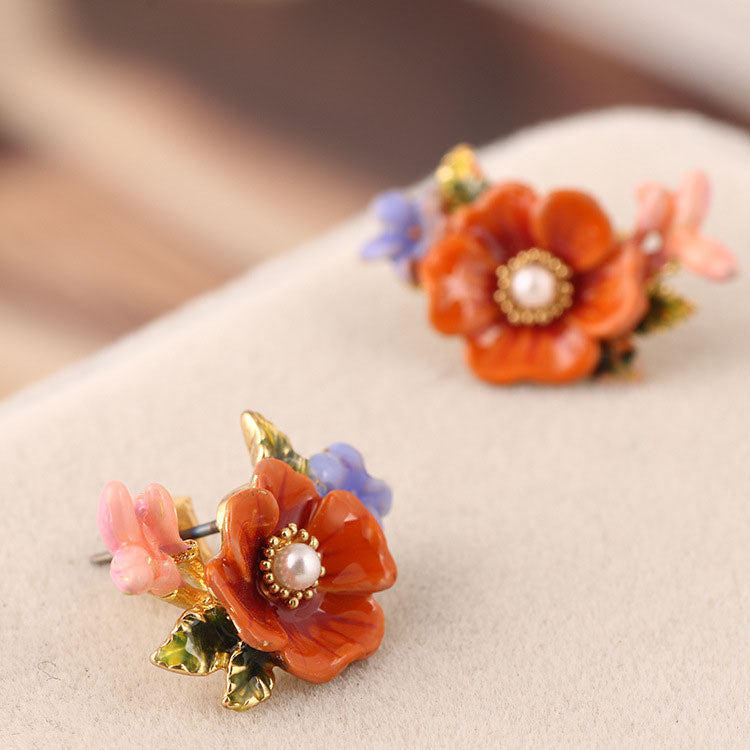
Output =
[
  {"x1": 494, "y1": 248, "x2": 573, "y2": 325},
  {"x1": 259, "y1": 523, "x2": 324, "y2": 609}
]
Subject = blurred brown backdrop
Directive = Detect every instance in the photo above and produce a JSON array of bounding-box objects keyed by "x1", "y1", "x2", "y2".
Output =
[{"x1": 0, "y1": 0, "x2": 746, "y2": 396}]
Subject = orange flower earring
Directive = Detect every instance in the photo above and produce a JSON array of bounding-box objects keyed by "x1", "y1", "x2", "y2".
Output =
[
  {"x1": 362, "y1": 145, "x2": 738, "y2": 384},
  {"x1": 91, "y1": 412, "x2": 396, "y2": 711}
]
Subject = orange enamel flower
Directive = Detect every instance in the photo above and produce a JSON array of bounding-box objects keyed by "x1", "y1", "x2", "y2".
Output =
[
  {"x1": 205, "y1": 458, "x2": 397, "y2": 684},
  {"x1": 419, "y1": 183, "x2": 648, "y2": 384}
]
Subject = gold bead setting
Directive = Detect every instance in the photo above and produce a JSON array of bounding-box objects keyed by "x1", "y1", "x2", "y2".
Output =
[
  {"x1": 494, "y1": 248, "x2": 574, "y2": 326},
  {"x1": 259, "y1": 523, "x2": 325, "y2": 609}
]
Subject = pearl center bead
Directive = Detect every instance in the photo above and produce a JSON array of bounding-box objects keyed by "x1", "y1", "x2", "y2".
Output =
[
  {"x1": 272, "y1": 542, "x2": 321, "y2": 591},
  {"x1": 509, "y1": 263, "x2": 558, "y2": 309}
]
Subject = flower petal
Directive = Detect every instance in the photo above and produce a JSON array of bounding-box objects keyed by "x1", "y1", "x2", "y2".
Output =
[
  {"x1": 308, "y1": 452, "x2": 348, "y2": 491},
  {"x1": 419, "y1": 234, "x2": 501, "y2": 336},
  {"x1": 569, "y1": 242, "x2": 648, "y2": 339},
  {"x1": 673, "y1": 170, "x2": 710, "y2": 229},
  {"x1": 360, "y1": 476, "x2": 393, "y2": 518},
  {"x1": 135, "y1": 483, "x2": 187, "y2": 557},
  {"x1": 279, "y1": 593, "x2": 385, "y2": 683},
  {"x1": 252, "y1": 458, "x2": 322, "y2": 529},
  {"x1": 361, "y1": 235, "x2": 403, "y2": 261},
  {"x1": 110, "y1": 545, "x2": 154, "y2": 595},
  {"x1": 466, "y1": 318, "x2": 600, "y2": 384},
  {"x1": 635, "y1": 182, "x2": 671, "y2": 235},
  {"x1": 309, "y1": 490, "x2": 397, "y2": 594},
  {"x1": 218, "y1": 485, "x2": 280, "y2": 581},
  {"x1": 205, "y1": 557, "x2": 289, "y2": 652},
  {"x1": 534, "y1": 190, "x2": 613, "y2": 272},
  {"x1": 149, "y1": 555, "x2": 184, "y2": 598},
  {"x1": 205, "y1": 483, "x2": 288, "y2": 651},
  {"x1": 98, "y1": 480, "x2": 144, "y2": 553},
  {"x1": 452, "y1": 182, "x2": 537, "y2": 257},
  {"x1": 326, "y1": 443, "x2": 365, "y2": 472},
  {"x1": 665, "y1": 227, "x2": 739, "y2": 280},
  {"x1": 372, "y1": 190, "x2": 416, "y2": 227}
]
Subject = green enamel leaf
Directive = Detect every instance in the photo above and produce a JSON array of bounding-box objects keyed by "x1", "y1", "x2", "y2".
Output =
[
  {"x1": 595, "y1": 340, "x2": 637, "y2": 378},
  {"x1": 637, "y1": 283, "x2": 695, "y2": 334},
  {"x1": 150, "y1": 605, "x2": 240, "y2": 675},
  {"x1": 240, "y1": 410, "x2": 309, "y2": 476},
  {"x1": 222, "y1": 643, "x2": 275, "y2": 711}
]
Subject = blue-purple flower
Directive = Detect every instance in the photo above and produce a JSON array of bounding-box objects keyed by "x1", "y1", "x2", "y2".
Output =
[
  {"x1": 308, "y1": 443, "x2": 392, "y2": 524},
  {"x1": 361, "y1": 189, "x2": 440, "y2": 279}
]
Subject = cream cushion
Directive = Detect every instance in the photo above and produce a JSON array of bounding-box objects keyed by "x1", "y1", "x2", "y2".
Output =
[{"x1": 2, "y1": 108, "x2": 749, "y2": 748}]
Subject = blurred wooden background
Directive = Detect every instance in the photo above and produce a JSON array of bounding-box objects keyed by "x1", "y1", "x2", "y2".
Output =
[{"x1": 0, "y1": 0, "x2": 746, "y2": 397}]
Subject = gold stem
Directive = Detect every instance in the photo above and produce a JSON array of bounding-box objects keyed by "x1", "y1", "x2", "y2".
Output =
[{"x1": 159, "y1": 540, "x2": 211, "y2": 609}]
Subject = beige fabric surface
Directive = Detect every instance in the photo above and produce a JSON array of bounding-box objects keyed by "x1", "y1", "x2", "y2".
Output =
[{"x1": 2, "y1": 109, "x2": 749, "y2": 749}]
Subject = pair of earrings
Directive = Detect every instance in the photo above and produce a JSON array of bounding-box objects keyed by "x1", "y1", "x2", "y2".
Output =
[{"x1": 94, "y1": 147, "x2": 737, "y2": 711}]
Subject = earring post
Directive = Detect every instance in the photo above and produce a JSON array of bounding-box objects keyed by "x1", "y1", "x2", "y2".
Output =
[{"x1": 89, "y1": 520, "x2": 219, "y2": 565}]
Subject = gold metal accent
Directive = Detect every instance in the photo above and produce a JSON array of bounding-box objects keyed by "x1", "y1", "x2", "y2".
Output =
[
  {"x1": 169, "y1": 540, "x2": 198, "y2": 565},
  {"x1": 173, "y1": 495, "x2": 213, "y2": 564},
  {"x1": 435, "y1": 144, "x2": 488, "y2": 211},
  {"x1": 173, "y1": 541, "x2": 206, "y2": 588},
  {"x1": 160, "y1": 543, "x2": 211, "y2": 609},
  {"x1": 159, "y1": 498, "x2": 214, "y2": 609},
  {"x1": 645, "y1": 261, "x2": 679, "y2": 293},
  {"x1": 240, "y1": 410, "x2": 309, "y2": 475},
  {"x1": 258, "y1": 524, "x2": 323, "y2": 608},
  {"x1": 494, "y1": 248, "x2": 574, "y2": 326}
]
